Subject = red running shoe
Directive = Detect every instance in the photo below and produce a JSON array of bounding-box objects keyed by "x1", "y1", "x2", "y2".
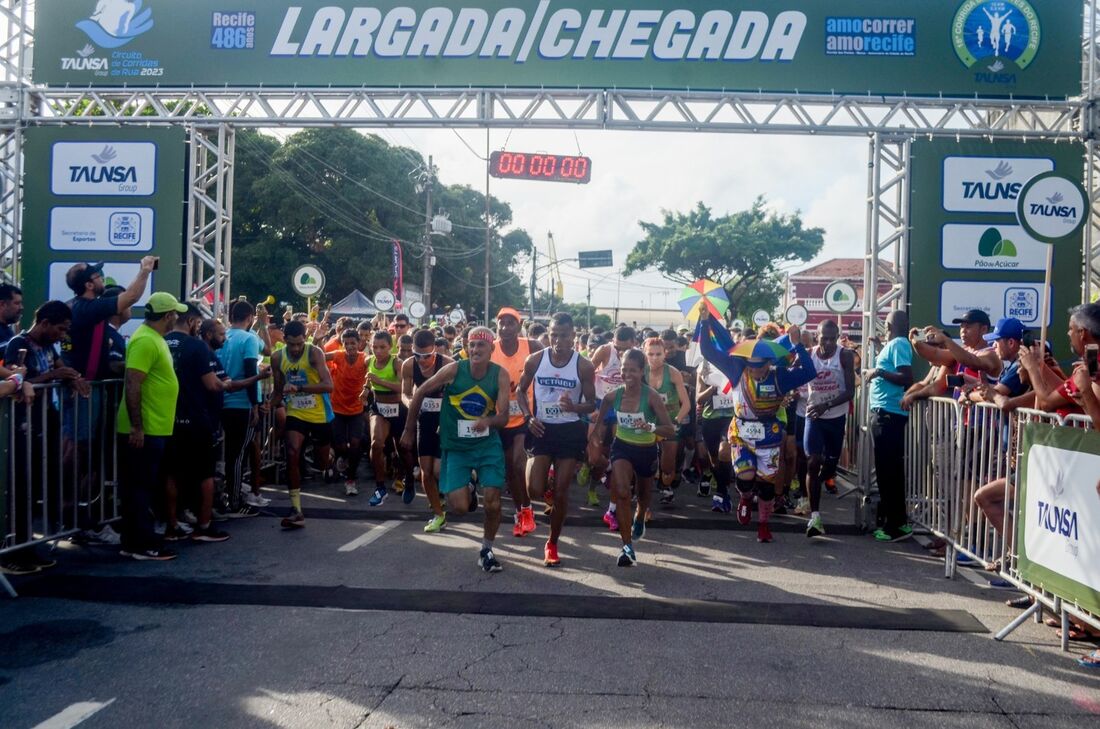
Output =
[
  {"x1": 737, "y1": 496, "x2": 752, "y2": 526},
  {"x1": 544, "y1": 541, "x2": 561, "y2": 567},
  {"x1": 603, "y1": 509, "x2": 619, "y2": 531},
  {"x1": 512, "y1": 513, "x2": 525, "y2": 538},
  {"x1": 757, "y1": 522, "x2": 773, "y2": 543},
  {"x1": 521, "y1": 506, "x2": 536, "y2": 535}
]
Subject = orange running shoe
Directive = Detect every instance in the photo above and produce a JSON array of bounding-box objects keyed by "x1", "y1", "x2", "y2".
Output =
[
  {"x1": 544, "y1": 541, "x2": 561, "y2": 567},
  {"x1": 521, "y1": 506, "x2": 536, "y2": 535},
  {"x1": 512, "y1": 513, "x2": 525, "y2": 538}
]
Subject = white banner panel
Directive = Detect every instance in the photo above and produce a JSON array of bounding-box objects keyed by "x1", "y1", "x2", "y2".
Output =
[
  {"x1": 940, "y1": 223, "x2": 1049, "y2": 272},
  {"x1": 50, "y1": 141, "x2": 157, "y2": 196},
  {"x1": 938, "y1": 281, "x2": 1051, "y2": 328},
  {"x1": 49, "y1": 207, "x2": 155, "y2": 252},
  {"x1": 942, "y1": 156, "x2": 1053, "y2": 214},
  {"x1": 1024, "y1": 444, "x2": 1100, "y2": 594}
]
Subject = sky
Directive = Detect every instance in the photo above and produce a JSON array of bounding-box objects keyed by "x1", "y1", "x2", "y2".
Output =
[{"x1": 278, "y1": 127, "x2": 870, "y2": 310}]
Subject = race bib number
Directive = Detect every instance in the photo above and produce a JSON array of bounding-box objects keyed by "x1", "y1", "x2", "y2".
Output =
[
  {"x1": 509, "y1": 400, "x2": 523, "y2": 417},
  {"x1": 712, "y1": 393, "x2": 735, "y2": 410},
  {"x1": 617, "y1": 411, "x2": 646, "y2": 430},
  {"x1": 457, "y1": 419, "x2": 482, "y2": 439},
  {"x1": 539, "y1": 402, "x2": 566, "y2": 421},
  {"x1": 376, "y1": 402, "x2": 400, "y2": 419},
  {"x1": 289, "y1": 394, "x2": 317, "y2": 411},
  {"x1": 421, "y1": 397, "x2": 441, "y2": 413},
  {"x1": 738, "y1": 420, "x2": 766, "y2": 441}
]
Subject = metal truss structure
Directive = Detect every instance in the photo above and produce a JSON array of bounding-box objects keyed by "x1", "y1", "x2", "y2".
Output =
[
  {"x1": 187, "y1": 125, "x2": 235, "y2": 317},
  {"x1": 1, "y1": 0, "x2": 1098, "y2": 305}
]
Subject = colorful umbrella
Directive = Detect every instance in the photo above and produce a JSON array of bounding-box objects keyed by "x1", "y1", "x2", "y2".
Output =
[
  {"x1": 727, "y1": 338, "x2": 792, "y2": 361},
  {"x1": 678, "y1": 279, "x2": 730, "y2": 321}
]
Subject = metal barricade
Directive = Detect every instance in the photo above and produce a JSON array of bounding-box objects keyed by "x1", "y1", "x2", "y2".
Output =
[
  {"x1": 904, "y1": 397, "x2": 962, "y2": 576},
  {"x1": 948, "y1": 401, "x2": 1012, "y2": 576},
  {"x1": 1, "y1": 380, "x2": 123, "y2": 597}
]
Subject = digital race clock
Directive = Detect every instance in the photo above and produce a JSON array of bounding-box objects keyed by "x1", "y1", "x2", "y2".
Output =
[{"x1": 488, "y1": 151, "x2": 592, "y2": 184}]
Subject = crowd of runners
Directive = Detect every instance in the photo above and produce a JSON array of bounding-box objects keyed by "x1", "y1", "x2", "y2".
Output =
[{"x1": 14, "y1": 269, "x2": 873, "y2": 572}]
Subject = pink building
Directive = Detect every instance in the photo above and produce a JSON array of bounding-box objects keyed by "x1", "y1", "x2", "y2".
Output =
[{"x1": 784, "y1": 258, "x2": 894, "y2": 338}]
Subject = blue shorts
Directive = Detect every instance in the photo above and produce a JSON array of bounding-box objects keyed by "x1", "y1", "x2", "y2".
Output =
[
  {"x1": 803, "y1": 415, "x2": 846, "y2": 461},
  {"x1": 440, "y1": 443, "x2": 505, "y2": 494}
]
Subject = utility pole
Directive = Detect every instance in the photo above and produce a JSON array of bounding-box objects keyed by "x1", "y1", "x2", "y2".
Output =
[
  {"x1": 529, "y1": 240, "x2": 537, "y2": 321},
  {"x1": 421, "y1": 155, "x2": 434, "y2": 317},
  {"x1": 484, "y1": 129, "x2": 491, "y2": 323},
  {"x1": 586, "y1": 279, "x2": 592, "y2": 331}
]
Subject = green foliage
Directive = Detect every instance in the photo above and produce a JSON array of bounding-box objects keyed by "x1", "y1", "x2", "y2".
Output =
[
  {"x1": 230, "y1": 129, "x2": 530, "y2": 315},
  {"x1": 624, "y1": 197, "x2": 823, "y2": 321}
]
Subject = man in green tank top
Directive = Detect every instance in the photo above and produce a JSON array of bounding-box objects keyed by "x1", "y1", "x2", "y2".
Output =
[{"x1": 402, "y1": 326, "x2": 511, "y2": 573}]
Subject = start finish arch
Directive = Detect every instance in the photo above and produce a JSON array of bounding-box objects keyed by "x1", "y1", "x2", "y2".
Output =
[{"x1": 0, "y1": 5, "x2": 1097, "y2": 339}]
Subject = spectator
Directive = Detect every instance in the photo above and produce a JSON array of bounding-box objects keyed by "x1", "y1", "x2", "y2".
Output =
[
  {"x1": 100, "y1": 284, "x2": 131, "y2": 377},
  {"x1": 864, "y1": 310, "x2": 914, "y2": 542},
  {"x1": 967, "y1": 318, "x2": 1031, "y2": 410},
  {"x1": 2, "y1": 301, "x2": 84, "y2": 574},
  {"x1": 218, "y1": 299, "x2": 270, "y2": 515},
  {"x1": 116, "y1": 292, "x2": 188, "y2": 561},
  {"x1": 0, "y1": 282, "x2": 23, "y2": 353},
  {"x1": 1019, "y1": 303, "x2": 1100, "y2": 417},
  {"x1": 916, "y1": 309, "x2": 1002, "y2": 393},
  {"x1": 64, "y1": 257, "x2": 155, "y2": 381}
]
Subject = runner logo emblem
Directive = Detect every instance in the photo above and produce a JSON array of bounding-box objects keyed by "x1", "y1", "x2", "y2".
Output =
[
  {"x1": 952, "y1": 0, "x2": 1040, "y2": 84},
  {"x1": 77, "y1": 0, "x2": 155, "y2": 49}
]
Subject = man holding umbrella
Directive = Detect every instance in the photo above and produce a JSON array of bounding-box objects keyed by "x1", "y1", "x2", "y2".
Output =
[{"x1": 695, "y1": 307, "x2": 816, "y2": 543}]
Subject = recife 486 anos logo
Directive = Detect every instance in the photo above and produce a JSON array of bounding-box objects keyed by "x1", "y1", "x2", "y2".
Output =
[
  {"x1": 952, "y1": 0, "x2": 1040, "y2": 87},
  {"x1": 62, "y1": 0, "x2": 163, "y2": 79}
]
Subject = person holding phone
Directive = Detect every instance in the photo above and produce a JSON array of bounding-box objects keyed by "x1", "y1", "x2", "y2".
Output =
[{"x1": 1019, "y1": 303, "x2": 1100, "y2": 418}]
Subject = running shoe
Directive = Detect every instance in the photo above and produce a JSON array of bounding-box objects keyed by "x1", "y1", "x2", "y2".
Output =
[
  {"x1": 369, "y1": 487, "x2": 387, "y2": 507},
  {"x1": 872, "y1": 528, "x2": 911, "y2": 542},
  {"x1": 586, "y1": 487, "x2": 600, "y2": 507},
  {"x1": 631, "y1": 517, "x2": 645, "y2": 542},
  {"x1": 898, "y1": 524, "x2": 914, "y2": 537},
  {"x1": 697, "y1": 482, "x2": 711, "y2": 497},
  {"x1": 164, "y1": 525, "x2": 191, "y2": 542},
  {"x1": 402, "y1": 480, "x2": 416, "y2": 504},
  {"x1": 736, "y1": 496, "x2": 752, "y2": 525},
  {"x1": 424, "y1": 514, "x2": 446, "y2": 533},
  {"x1": 544, "y1": 541, "x2": 561, "y2": 567},
  {"x1": 578, "y1": 463, "x2": 592, "y2": 488},
  {"x1": 121, "y1": 548, "x2": 177, "y2": 561},
  {"x1": 659, "y1": 487, "x2": 674, "y2": 505},
  {"x1": 211, "y1": 509, "x2": 230, "y2": 522},
  {"x1": 773, "y1": 499, "x2": 788, "y2": 516},
  {"x1": 345, "y1": 480, "x2": 358, "y2": 497},
  {"x1": 757, "y1": 522, "x2": 773, "y2": 543},
  {"x1": 280, "y1": 511, "x2": 305, "y2": 529},
  {"x1": 806, "y1": 515, "x2": 824, "y2": 538},
  {"x1": 478, "y1": 548, "x2": 503, "y2": 573},
  {"x1": 794, "y1": 497, "x2": 810, "y2": 516},
  {"x1": 335, "y1": 456, "x2": 348, "y2": 474},
  {"x1": 721, "y1": 494, "x2": 733, "y2": 514},
  {"x1": 0, "y1": 558, "x2": 39, "y2": 575},
  {"x1": 824, "y1": 478, "x2": 838, "y2": 495},
  {"x1": 617, "y1": 544, "x2": 637, "y2": 567},
  {"x1": 520, "y1": 507, "x2": 536, "y2": 535},
  {"x1": 191, "y1": 526, "x2": 230, "y2": 543},
  {"x1": 603, "y1": 509, "x2": 619, "y2": 532},
  {"x1": 181, "y1": 509, "x2": 199, "y2": 525},
  {"x1": 513, "y1": 513, "x2": 525, "y2": 538},
  {"x1": 711, "y1": 494, "x2": 724, "y2": 512},
  {"x1": 227, "y1": 505, "x2": 260, "y2": 519},
  {"x1": 393, "y1": 478, "x2": 406, "y2": 495}
]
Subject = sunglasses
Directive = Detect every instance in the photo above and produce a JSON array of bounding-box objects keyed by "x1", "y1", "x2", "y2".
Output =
[{"x1": 413, "y1": 350, "x2": 435, "y2": 358}]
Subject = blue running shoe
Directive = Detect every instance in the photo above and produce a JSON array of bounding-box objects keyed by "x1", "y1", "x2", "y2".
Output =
[
  {"x1": 617, "y1": 544, "x2": 637, "y2": 567},
  {"x1": 369, "y1": 487, "x2": 387, "y2": 507},
  {"x1": 631, "y1": 517, "x2": 645, "y2": 542},
  {"x1": 402, "y1": 480, "x2": 416, "y2": 505},
  {"x1": 721, "y1": 495, "x2": 733, "y2": 514}
]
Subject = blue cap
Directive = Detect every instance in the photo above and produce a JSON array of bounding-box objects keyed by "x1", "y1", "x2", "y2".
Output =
[{"x1": 982, "y1": 317, "x2": 1027, "y2": 342}]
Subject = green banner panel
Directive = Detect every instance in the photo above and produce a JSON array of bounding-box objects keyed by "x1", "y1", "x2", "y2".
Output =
[
  {"x1": 21, "y1": 126, "x2": 187, "y2": 320},
  {"x1": 908, "y1": 139, "x2": 1084, "y2": 364},
  {"x1": 1016, "y1": 424, "x2": 1100, "y2": 618},
  {"x1": 32, "y1": 0, "x2": 1080, "y2": 98}
]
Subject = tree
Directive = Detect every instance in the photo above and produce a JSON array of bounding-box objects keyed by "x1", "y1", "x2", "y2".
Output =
[{"x1": 623, "y1": 197, "x2": 823, "y2": 320}]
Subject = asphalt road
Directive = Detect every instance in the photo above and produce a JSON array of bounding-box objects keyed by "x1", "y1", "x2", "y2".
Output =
[{"x1": 2, "y1": 477, "x2": 1098, "y2": 728}]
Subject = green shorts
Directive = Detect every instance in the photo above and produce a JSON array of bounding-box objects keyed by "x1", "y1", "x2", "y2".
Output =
[{"x1": 440, "y1": 443, "x2": 506, "y2": 494}]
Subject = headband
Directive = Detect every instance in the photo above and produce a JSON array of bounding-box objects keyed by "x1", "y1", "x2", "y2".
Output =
[{"x1": 468, "y1": 329, "x2": 495, "y2": 344}]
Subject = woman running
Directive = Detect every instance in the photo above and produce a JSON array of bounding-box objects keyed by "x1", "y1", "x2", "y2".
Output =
[{"x1": 591, "y1": 349, "x2": 675, "y2": 566}]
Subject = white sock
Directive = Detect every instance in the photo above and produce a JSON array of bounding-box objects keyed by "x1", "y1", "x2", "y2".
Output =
[
  {"x1": 608, "y1": 502, "x2": 617, "y2": 514},
  {"x1": 811, "y1": 511, "x2": 821, "y2": 521}
]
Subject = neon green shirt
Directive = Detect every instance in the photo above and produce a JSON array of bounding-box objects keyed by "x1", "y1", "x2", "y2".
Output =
[{"x1": 117, "y1": 324, "x2": 179, "y2": 436}]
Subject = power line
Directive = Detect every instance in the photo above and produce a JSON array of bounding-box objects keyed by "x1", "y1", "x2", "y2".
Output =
[{"x1": 451, "y1": 128, "x2": 487, "y2": 161}]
